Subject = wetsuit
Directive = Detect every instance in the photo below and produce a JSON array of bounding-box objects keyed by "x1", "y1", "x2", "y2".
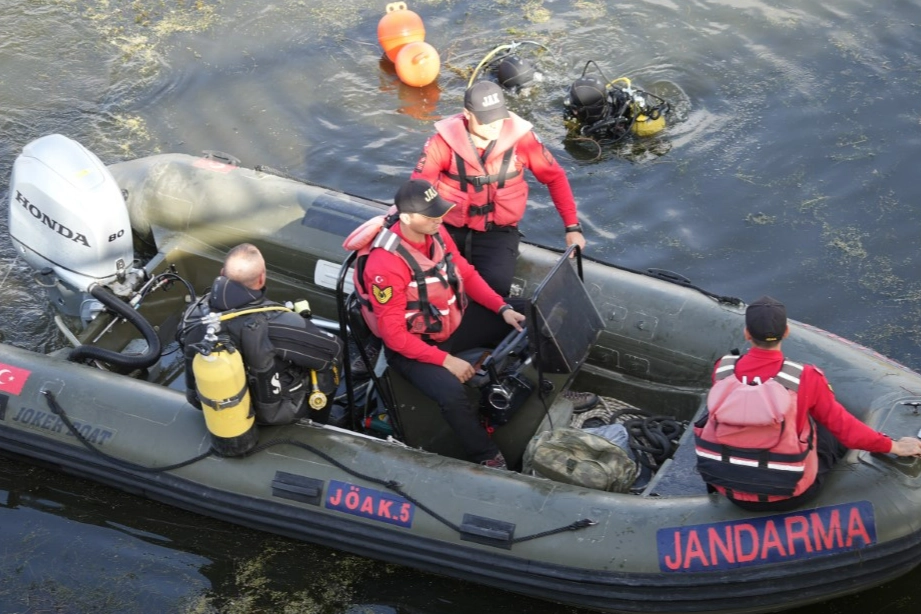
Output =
[{"x1": 179, "y1": 276, "x2": 342, "y2": 425}]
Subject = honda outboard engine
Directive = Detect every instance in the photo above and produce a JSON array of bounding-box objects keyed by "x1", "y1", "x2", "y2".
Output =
[{"x1": 9, "y1": 134, "x2": 143, "y2": 325}]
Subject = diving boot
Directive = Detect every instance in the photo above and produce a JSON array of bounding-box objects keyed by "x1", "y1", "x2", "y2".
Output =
[{"x1": 562, "y1": 390, "x2": 600, "y2": 413}]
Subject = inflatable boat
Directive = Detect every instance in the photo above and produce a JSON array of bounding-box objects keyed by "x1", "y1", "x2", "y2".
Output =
[{"x1": 5, "y1": 134, "x2": 921, "y2": 614}]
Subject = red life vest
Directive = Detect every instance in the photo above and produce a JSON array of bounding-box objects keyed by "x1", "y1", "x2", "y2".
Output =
[
  {"x1": 694, "y1": 355, "x2": 817, "y2": 504},
  {"x1": 432, "y1": 113, "x2": 533, "y2": 231},
  {"x1": 343, "y1": 218, "x2": 465, "y2": 343}
]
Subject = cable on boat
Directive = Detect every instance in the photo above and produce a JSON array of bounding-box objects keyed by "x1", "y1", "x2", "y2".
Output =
[
  {"x1": 86, "y1": 267, "x2": 194, "y2": 359},
  {"x1": 624, "y1": 413, "x2": 686, "y2": 472},
  {"x1": 66, "y1": 284, "x2": 162, "y2": 371},
  {"x1": 571, "y1": 398, "x2": 687, "y2": 476},
  {"x1": 42, "y1": 389, "x2": 213, "y2": 472},
  {"x1": 41, "y1": 389, "x2": 595, "y2": 544}
]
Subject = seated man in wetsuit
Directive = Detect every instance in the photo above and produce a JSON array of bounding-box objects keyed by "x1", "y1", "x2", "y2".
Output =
[{"x1": 178, "y1": 243, "x2": 343, "y2": 425}]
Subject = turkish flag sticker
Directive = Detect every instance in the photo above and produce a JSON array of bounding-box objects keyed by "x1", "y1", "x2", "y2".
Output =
[{"x1": 0, "y1": 363, "x2": 31, "y2": 396}]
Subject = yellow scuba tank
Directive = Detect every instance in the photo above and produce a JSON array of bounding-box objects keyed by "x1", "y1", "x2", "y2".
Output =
[
  {"x1": 193, "y1": 321, "x2": 259, "y2": 456},
  {"x1": 628, "y1": 88, "x2": 666, "y2": 137},
  {"x1": 632, "y1": 112, "x2": 666, "y2": 137}
]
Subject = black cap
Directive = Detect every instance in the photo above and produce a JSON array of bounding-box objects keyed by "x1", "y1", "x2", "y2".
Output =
[
  {"x1": 745, "y1": 296, "x2": 787, "y2": 342},
  {"x1": 464, "y1": 81, "x2": 510, "y2": 124},
  {"x1": 394, "y1": 179, "x2": 454, "y2": 218}
]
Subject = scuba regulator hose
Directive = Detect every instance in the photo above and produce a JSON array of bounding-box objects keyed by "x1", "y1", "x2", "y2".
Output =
[{"x1": 67, "y1": 283, "x2": 162, "y2": 370}]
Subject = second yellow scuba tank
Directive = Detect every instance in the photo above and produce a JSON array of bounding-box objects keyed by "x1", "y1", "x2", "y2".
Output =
[
  {"x1": 632, "y1": 112, "x2": 667, "y2": 137},
  {"x1": 192, "y1": 315, "x2": 259, "y2": 457}
]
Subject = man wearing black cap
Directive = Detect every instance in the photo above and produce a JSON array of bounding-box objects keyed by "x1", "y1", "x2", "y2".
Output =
[
  {"x1": 695, "y1": 296, "x2": 921, "y2": 511},
  {"x1": 410, "y1": 80, "x2": 585, "y2": 298},
  {"x1": 358, "y1": 179, "x2": 526, "y2": 468}
]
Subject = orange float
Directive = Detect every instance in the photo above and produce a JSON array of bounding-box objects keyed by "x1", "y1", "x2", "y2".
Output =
[
  {"x1": 377, "y1": 2, "x2": 425, "y2": 62},
  {"x1": 395, "y1": 41, "x2": 440, "y2": 87}
]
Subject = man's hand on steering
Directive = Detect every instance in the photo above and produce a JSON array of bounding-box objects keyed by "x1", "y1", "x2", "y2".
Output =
[{"x1": 443, "y1": 354, "x2": 475, "y2": 383}]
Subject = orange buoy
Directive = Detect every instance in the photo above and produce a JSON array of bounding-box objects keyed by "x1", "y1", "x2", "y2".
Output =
[
  {"x1": 395, "y1": 41, "x2": 440, "y2": 87},
  {"x1": 378, "y1": 2, "x2": 425, "y2": 62}
]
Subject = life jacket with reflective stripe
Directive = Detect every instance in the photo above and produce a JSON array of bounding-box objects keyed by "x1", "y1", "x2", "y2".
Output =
[
  {"x1": 433, "y1": 113, "x2": 532, "y2": 231},
  {"x1": 694, "y1": 354, "x2": 818, "y2": 504},
  {"x1": 345, "y1": 220, "x2": 465, "y2": 342}
]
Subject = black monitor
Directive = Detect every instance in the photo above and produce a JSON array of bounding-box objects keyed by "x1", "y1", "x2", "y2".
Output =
[{"x1": 528, "y1": 252, "x2": 604, "y2": 374}]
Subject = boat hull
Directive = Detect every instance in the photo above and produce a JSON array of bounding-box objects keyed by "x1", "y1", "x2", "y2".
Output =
[{"x1": 4, "y1": 152, "x2": 921, "y2": 613}]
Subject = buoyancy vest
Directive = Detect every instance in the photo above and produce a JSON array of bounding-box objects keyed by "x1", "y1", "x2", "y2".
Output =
[
  {"x1": 180, "y1": 298, "x2": 320, "y2": 425},
  {"x1": 343, "y1": 218, "x2": 465, "y2": 343},
  {"x1": 433, "y1": 113, "x2": 533, "y2": 231},
  {"x1": 694, "y1": 355, "x2": 818, "y2": 504}
]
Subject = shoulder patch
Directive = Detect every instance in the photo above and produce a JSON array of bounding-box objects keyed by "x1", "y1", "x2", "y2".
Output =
[
  {"x1": 414, "y1": 152, "x2": 427, "y2": 174},
  {"x1": 372, "y1": 284, "x2": 393, "y2": 304}
]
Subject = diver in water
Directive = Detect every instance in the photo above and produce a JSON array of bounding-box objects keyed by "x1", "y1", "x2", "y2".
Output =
[
  {"x1": 564, "y1": 61, "x2": 671, "y2": 143},
  {"x1": 469, "y1": 46, "x2": 671, "y2": 144}
]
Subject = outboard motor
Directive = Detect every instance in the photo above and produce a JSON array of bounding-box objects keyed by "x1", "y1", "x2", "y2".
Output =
[{"x1": 9, "y1": 134, "x2": 144, "y2": 325}]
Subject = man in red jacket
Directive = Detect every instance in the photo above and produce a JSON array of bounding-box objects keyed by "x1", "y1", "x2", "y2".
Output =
[
  {"x1": 695, "y1": 296, "x2": 921, "y2": 511},
  {"x1": 411, "y1": 80, "x2": 586, "y2": 298},
  {"x1": 361, "y1": 179, "x2": 526, "y2": 469},
  {"x1": 411, "y1": 82, "x2": 598, "y2": 413}
]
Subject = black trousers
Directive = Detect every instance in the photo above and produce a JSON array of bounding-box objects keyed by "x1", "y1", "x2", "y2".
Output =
[
  {"x1": 446, "y1": 224, "x2": 520, "y2": 297},
  {"x1": 384, "y1": 311, "x2": 513, "y2": 463}
]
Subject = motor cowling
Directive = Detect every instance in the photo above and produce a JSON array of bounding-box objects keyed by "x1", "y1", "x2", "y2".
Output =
[{"x1": 9, "y1": 134, "x2": 140, "y2": 322}]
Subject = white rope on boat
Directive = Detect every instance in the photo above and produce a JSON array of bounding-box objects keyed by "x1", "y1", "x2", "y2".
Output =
[{"x1": 570, "y1": 396, "x2": 645, "y2": 429}]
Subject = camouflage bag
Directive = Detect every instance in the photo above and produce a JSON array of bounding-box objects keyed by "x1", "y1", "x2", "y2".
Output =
[{"x1": 523, "y1": 427, "x2": 638, "y2": 492}]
